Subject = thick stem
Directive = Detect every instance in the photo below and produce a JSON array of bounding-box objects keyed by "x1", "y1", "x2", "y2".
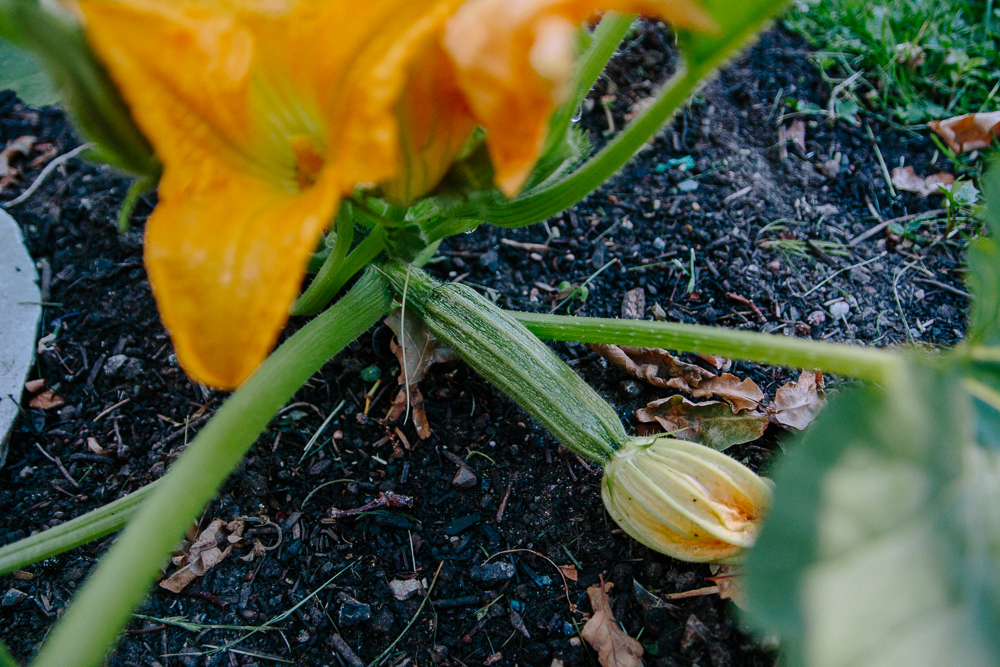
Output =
[
  {"x1": 291, "y1": 226, "x2": 386, "y2": 316},
  {"x1": 513, "y1": 312, "x2": 903, "y2": 384},
  {"x1": 32, "y1": 269, "x2": 391, "y2": 667},
  {"x1": 292, "y1": 203, "x2": 355, "y2": 315},
  {"x1": 379, "y1": 263, "x2": 627, "y2": 462},
  {"x1": 0, "y1": 481, "x2": 157, "y2": 575}
]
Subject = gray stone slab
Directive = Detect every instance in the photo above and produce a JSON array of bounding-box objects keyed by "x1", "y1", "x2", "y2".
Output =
[{"x1": 0, "y1": 208, "x2": 40, "y2": 469}]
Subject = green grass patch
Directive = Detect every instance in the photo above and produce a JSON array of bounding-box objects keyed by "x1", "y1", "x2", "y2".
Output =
[{"x1": 786, "y1": 0, "x2": 1000, "y2": 124}]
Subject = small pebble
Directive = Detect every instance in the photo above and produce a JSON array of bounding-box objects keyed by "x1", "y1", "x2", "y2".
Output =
[
  {"x1": 389, "y1": 578, "x2": 423, "y2": 601},
  {"x1": 1, "y1": 588, "x2": 27, "y2": 607},
  {"x1": 818, "y1": 159, "x2": 841, "y2": 179},
  {"x1": 652, "y1": 237, "x2": 666, "y2": 251},
  {"x1": 829, "y1": 301, "x2": 851, "y2": 319},
  {"x1": 470, "y1": 561, "x2": 515, "y2": 587},
  {"x1": 102, "y1": 354, "x2": 128, "y2": 378},
  {"x1": 807, "y1": 310, "x2": 826, "y2": 327},
  {"x1": 452, "y1": 466, "x2": 477, "y2": 489},
  {"x1": 337, "y1": 593, "x2": 372, "y2": 627}
]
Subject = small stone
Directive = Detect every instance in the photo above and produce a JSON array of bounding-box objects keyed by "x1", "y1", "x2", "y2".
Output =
[
  {"x1": 337, "y1": 593, "x2": 371, "y2": 627},
  {"x1": 677, "y1": 179, "x2": 699, "y2": 192},
  {"x1": 102, "y1": 354, "x2": 129, "y2": 378},
  {"x1": 2, "y1": 588, "x2": 27, "y2": 607},
  {"x1": 389, "y1": 578, "x2": 423, "y2": 601},
  {"x1": 651, "y1": 303, "x2": 667, "y2": 321},
  {"x1": 814, "y1": 204, "x2": 840, "y2": 216},
  {"x1": 309, "y1": 458, "x2": 332, "y2": 476},
  {"x1": 371, "y1": 607, "x2": 395, "y2": 634},
  {"x1": 818, "y1": 159, "x2": 841, "y2": 179},
  {"x1": 443, "y1": 514, "x2": 480, "y2": 535},
  {"x1": 621, "y1": 287, "x2": 645, "y2": 320},
  {"x1": 479, "y1": 249, "x2": 500, "y2": 272},
  {"x1": 652, "y1": 237, "x2": 666, "y2": 251},
  {"x1": 470, "y1": 561, "x2": 516, "y2": 587},
  {"x1": 829, "y1": 301, "x2": 851, "y2": 320},
  {"x1": 121, "y1": 357, "x2": 144, "y2": 380},
  {"x1": 807, "y1": 310, "x2": 826, "y2": 327},
  {"x1": 452, "y1": 466, "x2": 477, "y2": 489}
]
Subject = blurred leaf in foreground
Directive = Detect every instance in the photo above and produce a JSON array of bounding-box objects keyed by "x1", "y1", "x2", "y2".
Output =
[
  {"x1": 0, "y1": 39, "x2": 58, "y2": 106},
  {"x1": 745, "y1": 167, "x2": 1000, "y2": 666},
  {"x1": 744, "y1": 363, "x2": 1000, "y2": 667}
]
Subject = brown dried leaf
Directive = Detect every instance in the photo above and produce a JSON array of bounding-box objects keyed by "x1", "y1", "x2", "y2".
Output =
[
  {"x1": 928, "y1": 111, "x2": 1000, "y2": 154},
  {"x1": 160, "y1": 519, "x2": 244, "y2": 593},
  {"x1": 686, "y1": 373, "x2": 764, "y2": 413},
  {"x1": 581, "y1": 582, "x2": 643, "y2": 667},
  {"x1": 636, "y1": 395, "x2": 768, "y2": 450},
  {"x1": 24, "y1": 378, "x2": 46, "y2": 393},
  {"x1": 385, "y1": 309, "x2": 458, "y2": 439},
  {"x1": 770, "y1": 370, "x2": 826, "y2": 431},
  {"x1": 385, "y1": 309, "x2": 458, "y2": 387},
  {"x1": 558, "y1": 564, "x2": 578, "y2": 581},
  {"x1": 890, "y1": 166, "x2": 955, "y2": 196},
  {"x1": 589, "y1": 343, "x2": 715, "y2": 389},
  {"x1": 0, "y1": 136, "x2": 36, "y2": 189},
  {"x1": 28, "y1": 389, "x2": 65, "y2": 410},
  {"x1": 696, "y1": 354, "x2": 731, "y2": 372},
  {"x1": 709, "y1": 565, "x2": 746, "y2": 609}
]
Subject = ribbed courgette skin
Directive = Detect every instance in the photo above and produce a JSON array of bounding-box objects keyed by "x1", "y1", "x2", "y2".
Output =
[{"x1": 382, "y1": 263, "x2": 627, "y2": 462}]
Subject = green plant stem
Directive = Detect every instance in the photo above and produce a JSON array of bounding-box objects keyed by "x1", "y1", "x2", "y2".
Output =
[
  {"x1": 291, "y1": 226, "x2": 386, "y2": 316},
  {"x1": 291, "y1": 203, "x2": 355, "y2": 315},
  {"x1": 0, "y1": 481, "x2": 157, "y2": 575},
  {"x1": 116, "y1": 176, "x2": 155, "y2": 233},
  {"x1": 32, "y1": 269, "x2": 391, "y2": 667},
  {"x1": 513, "y1": 312, "x2": 903, "y2": 384},
  {"x1": 539, "y1": 12, "x2": 635, "y2": 160},
  {"x1": 483, "y1": 64, "x2": 705, "y2": 228}
]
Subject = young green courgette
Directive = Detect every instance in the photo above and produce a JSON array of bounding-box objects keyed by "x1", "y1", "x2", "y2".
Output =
[{"x1": 379, "y1": 261, "x2": 627, "y2": 462}]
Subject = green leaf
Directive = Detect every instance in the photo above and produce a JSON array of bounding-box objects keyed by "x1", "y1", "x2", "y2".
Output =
[
  {"x1": 0, "y1": 639, "x2": 17, "y2": 667},
  {"x1": 743, "y1": 361, "x2": 1000, "y2": 667},
  {"x1": 0, "y1": 38, "x2": 57, "y2": 106},
  {"x1": 968, "y1": 167, "x2": 1000, "y2": 347}
]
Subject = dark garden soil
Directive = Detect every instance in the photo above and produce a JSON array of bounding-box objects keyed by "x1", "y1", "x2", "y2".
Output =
[{"x1": 0, "y1": 23, "x2": 971, "y2": 667}]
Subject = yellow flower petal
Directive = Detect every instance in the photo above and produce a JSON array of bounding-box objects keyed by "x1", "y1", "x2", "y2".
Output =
[
  {"x1": 444, "y1": 0, "x2": 717, "y2": 195},
  {"x1": 145, "y1": 164, "x2": 340, "y2": 389},
  {"x1": 384, "y1": 42, "x2": 479, "y2": 204},
  {"x1": 78, "y1": 0, "x2": 460, "y2": 387}
]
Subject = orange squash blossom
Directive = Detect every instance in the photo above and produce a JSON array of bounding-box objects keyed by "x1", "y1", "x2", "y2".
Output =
[{"x1": 75, "y1": 0, "x2": 714, "y2": 388}]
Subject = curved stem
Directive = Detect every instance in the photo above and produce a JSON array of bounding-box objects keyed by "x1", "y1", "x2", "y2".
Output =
[
  {"x1": 537, "y1": 12, "x2": 635, "y2": 162},
  {"x1": 483, "y1": 64, "x2": 704, "y2": 228},
  {"x1": 291, "y1": 226, "x2": 386, "y2": 316},
  {"x1": 32, "y1": 269, "x2": 392, "y2": 667},
  {"x1": 513, "y1": 312, "x2": 904, "y2": 385},
  {"x1": 292, "y1": 203, "x2": 355, "y2": 315},
  {"x1": 0, "y1": 481, "x2": 157, "y2": 575}
]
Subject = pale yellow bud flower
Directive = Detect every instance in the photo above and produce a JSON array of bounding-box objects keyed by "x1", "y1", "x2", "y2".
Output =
[{"x1": 601, "y1": 437, "x2": 773, "y2": 563}]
